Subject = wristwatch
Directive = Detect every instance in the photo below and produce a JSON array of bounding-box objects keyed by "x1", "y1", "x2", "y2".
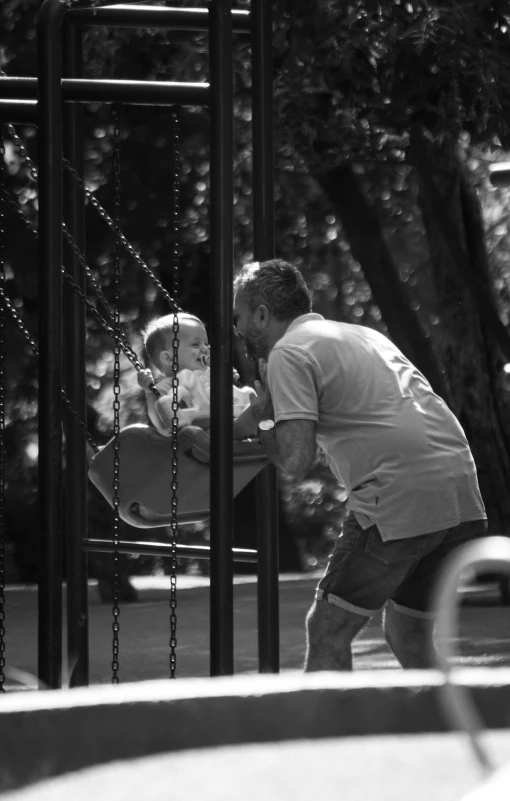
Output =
[{"x1": 258, "y1": 419, "x2": 275, "y2": 433}]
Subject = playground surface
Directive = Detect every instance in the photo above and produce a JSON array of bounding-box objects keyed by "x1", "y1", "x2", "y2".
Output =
[{"x1": 2, "y1": 572, "x2": 510, "y2": 688}]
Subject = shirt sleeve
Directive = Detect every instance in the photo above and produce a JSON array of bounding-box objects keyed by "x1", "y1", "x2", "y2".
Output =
[
  {"x1": 158, "y1": 373, "x2": 192, "y2": 405},
  {"x1": 155, "y1": 377, "x2": 174, "y2": 395},
  {"x1": 267, "y1": 346, "x2": 321, "y2": 423}
]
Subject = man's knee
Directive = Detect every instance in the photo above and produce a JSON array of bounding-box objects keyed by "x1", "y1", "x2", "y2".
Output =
[
  {"x1": 305, "y1": 598, "x2": 370, "y2": 672},
  {"x1": 306, "y1": 598, "x2": 369, "y2": 652},
  {"x1": 383, "y1": 602, "x2": 435, "y2": 668}
]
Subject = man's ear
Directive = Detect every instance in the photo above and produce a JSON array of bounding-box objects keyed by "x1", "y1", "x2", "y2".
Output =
[{"x1": 257, "y1": 304, "x2": 270, "y2": 328}]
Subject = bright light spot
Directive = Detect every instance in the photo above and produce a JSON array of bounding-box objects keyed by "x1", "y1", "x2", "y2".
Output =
[
  {"x1": 503, "y1": 364, "x2": 510, "y2": 374},
  {"x1": 25, "y1": 442, "x2": 39, "y2": 462}
]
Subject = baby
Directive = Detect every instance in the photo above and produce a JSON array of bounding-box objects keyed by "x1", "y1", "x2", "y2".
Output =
[{"x1": 138, "y1": 312, "x2": 258, "y2": 439}]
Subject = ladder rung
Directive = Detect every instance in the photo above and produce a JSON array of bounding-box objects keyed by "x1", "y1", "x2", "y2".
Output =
[
  {"x1": 0, "y1": 77, "x2": 209, "y2": 107},
  {"x1": 66, "y1": 4, "x2": 251, "y2": 34},
  {"x1": 83, "y1": 537, "x2": 259, "y2": 563}
]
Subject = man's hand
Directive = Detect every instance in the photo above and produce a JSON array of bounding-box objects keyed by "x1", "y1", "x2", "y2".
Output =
[
  {"x1": 137, "y1": 368, "x2": 155, "y2": 391},
  {"x1": 248, "y1": 358, "x2": 272, "y2": 424},
  {"x1": 250, "y1": 377, "x2": 274, "y2": 425},
  {"x1": 258, "y1": 358, "x2": 268, "y2": 386}
]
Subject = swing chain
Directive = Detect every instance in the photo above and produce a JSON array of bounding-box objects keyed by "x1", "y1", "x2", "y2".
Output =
[
  {"x1": 111, "y1": 105, "x2": 122, "y2": 685},
  {"x1": 3, "y1": 127, "x2": 173, "y2": 396},
  {"x1": 0, "y1": 286, "x2": 38, "y2": 357},
  {"x1": 62, "y1": 225, "x2": 150, "y2": 379},
  {"x1": 0, "y1": 283, "x2": 99, "y2": 454},
  {"x1": 3, "y1": 188, "x2": 154, "y2": 389},
  {"x1": 4, "y1": 123, "x2": 38, "y2": 183},
  {"x1": 4, "y1": 123, "x2": 182, "y2": 315},
  {"x1": 62, "y1": 158, "x2": 182, "y2": 313},
  {"x1": 4, "y1": 192, "x2": 37, "y2": 236},
  {"x1": 169, "y1": 108, "x2": 181, "y2": 679},
  {"x1": 0, "y1": 131, "x2": 6, "y2": 692}
]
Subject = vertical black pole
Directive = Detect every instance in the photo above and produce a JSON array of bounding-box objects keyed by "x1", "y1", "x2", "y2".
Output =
[
  {"x1": 63, "y1": 21, "x2": 89, "y2": 687},
  {"x1": 208, "y1": 0, "x2": 234, "y2": 676},
  {"x1": 252, "y1": 0, "x2": 280, "y2": 673},
  {"x1": 37, "y1": 0, "x2": 66, "y2": 689}
]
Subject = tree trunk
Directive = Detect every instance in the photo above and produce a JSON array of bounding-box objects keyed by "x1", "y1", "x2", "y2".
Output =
[
  {"x1": 315, "y1": 164, "x2": 453, "y2": 405},
  {"x1": 410, "y1": 127, "x2": 510, "y2": 535}
]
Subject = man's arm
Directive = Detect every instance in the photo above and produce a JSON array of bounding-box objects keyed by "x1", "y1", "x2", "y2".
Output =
[{"x1": 258, "y1": 418, "x2": 316, "y2": 481}]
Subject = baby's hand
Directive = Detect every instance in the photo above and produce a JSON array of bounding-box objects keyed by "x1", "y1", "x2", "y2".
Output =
[{"x1": 137, "y1": 368, "x2": 155, "y2": 390}]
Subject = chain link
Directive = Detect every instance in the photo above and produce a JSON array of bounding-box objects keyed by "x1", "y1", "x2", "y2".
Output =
[
  {"x1": 111, "y1": 106, "x2": 122, "y2": 685},
  {"x1": 3, "y1": 192, "x2": 38, "y2": 237},
  {"x1": 0, "y1": 284, "x2": 99, "y2": 454},
  {"x1": 5, "y1": 122, "x2": 182, "y2": 316},
  {"x1": 62, "y1": 224, "x2": 155, "y2": 380},
  {"x1": 62, "y1": 158, "x2": 182, "y2": 313},
  {"x1": 5, "y1": 124, "x2": 38, "y2": 184},
  {"x1": 2, "y1": 140, "x2": 164, "y2": 397},
  {"x1": 3, "y1": 189, "x2": 156, "y2": 389},
  {"x1": 169, "y1": 108, "x2": 181, "y2": 679},
  {"x1": 0, "y1": 130, "x2": 6, "y2": 692},
  {"x1": 0, "y1": 285, "x2": 38, "y2": 357},
  {"x1": 4, "y1": 120, "x2": 181, "y2": 320},
  {"x1": 3, "y1": 126, "x2": 172, "y2": 384},
  {"x1": 4, "y1": 112, "x2": 185, "y2": 680}
]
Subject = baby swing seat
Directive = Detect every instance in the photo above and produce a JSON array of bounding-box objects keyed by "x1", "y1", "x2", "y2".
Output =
[{"x1": 88, "y1": 424, "x2": 267, "y2": 529}]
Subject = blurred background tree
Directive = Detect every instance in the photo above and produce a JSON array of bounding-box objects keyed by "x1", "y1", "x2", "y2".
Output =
[{"x1": 1, "y1": 0, "x2": 510, "y2": 587}]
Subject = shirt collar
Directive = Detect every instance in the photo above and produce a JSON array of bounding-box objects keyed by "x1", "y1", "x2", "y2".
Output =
[{"x1": 285, "y1": 313, "x2": 325, "y2": 334}]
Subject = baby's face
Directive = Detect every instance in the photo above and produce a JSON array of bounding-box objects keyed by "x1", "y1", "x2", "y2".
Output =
[{"x1": 177, "y1": 320, "x2": 210, "y2": 371}]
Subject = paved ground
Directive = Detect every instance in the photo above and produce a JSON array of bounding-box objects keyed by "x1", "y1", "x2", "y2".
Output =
[{"x1": 2, "y1": 573, "x2": 510, "y2": 689}]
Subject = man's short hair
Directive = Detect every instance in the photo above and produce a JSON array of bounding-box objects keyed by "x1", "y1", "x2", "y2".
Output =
[
  {"x1": 234, "y1": 259, "x2": 312, "y2": 320},
  {"x1": 142, "y1": 312, "x2": 203, "y2": 369}
]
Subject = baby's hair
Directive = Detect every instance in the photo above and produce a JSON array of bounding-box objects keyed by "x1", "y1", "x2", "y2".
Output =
[{"x1": 142, "y1": 312, "x2": 204, "y2": 370}]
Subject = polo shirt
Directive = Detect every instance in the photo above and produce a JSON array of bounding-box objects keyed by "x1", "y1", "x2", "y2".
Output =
[{"x1": 267, "y1": 313, "x2": 486, "y2": 540}]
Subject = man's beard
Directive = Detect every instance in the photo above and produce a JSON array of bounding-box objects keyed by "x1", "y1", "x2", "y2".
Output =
[{"x1": 243, "y1": 327, "x2": 268, "y2": 362}]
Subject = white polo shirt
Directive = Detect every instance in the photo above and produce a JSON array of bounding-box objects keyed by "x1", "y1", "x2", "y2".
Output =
[{"x1": 267, "y1": 314, "x2": 486, "y2": 540}]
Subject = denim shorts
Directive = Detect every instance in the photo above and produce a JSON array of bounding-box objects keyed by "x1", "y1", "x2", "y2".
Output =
[{"x1": 315, "y1": 513, "x2": 488, "y2": 618}]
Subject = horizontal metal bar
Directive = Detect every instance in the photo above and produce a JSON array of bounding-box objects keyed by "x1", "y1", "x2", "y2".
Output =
[
  {"x1": 66, "y1": 4, "x2": 251, "y2": 33},
  {"x1": 489, "y1": 163, "x2": 510, "y2": 188},
  {"x1": 0, "y1": 77, "x2": 209, "y2": 107},
  {"x1": 0, "y1": 99, "x2": 38, "y2": 124},
  {"x1": 82, "y1": 538, "x2": 258, "y2": 564}
]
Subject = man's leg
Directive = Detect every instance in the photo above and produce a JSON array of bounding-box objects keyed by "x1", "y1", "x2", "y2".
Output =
[
  {"x1": 383, "y1": 601, "x2": 436, "y2": 669},
  {"x1": 384, "y1": 520, "x2": 488, "y2": 669},
  {"x1": 304, "y1": 513, "x2": 416, "y2": 672},
  {"x1": 304, "y1": 598, "x2": 369, "y2": 671}
]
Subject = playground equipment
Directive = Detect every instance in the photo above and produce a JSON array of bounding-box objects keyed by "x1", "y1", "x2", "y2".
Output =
[
  {"x1": 488, "y1": 162, "x2": 510, "y2": 187},
  {"x1": 88, "y1": 424, "x2": 267, "y2": 528},
  {"x1": 432, "y1": 535, "x2": 510, "y2": 797},
  {"x1": 0, "y1": 0, "x2": 279, "y2": 689}
]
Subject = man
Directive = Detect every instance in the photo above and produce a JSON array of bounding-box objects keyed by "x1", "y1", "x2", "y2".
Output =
[{"x1": 233, "y1": 258, "x2": 487, "y2": 671}]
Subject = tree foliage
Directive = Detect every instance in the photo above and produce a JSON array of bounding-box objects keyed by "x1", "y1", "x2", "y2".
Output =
[{"x1": 2, "y1": 0, "x2": 510, "y2": 579}]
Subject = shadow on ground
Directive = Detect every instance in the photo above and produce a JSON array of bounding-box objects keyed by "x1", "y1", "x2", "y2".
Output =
[{"x1": 2, "y1": 575, "x2": 510, "y2": 689}]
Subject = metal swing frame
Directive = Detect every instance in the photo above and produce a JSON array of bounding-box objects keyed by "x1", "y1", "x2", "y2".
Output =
[
  {"x1": 1, "y1": 121, "x2": 267, "y2": 519},
  {"x1": 0, "y1": 0, "x2": 279, "y2": 688}
]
